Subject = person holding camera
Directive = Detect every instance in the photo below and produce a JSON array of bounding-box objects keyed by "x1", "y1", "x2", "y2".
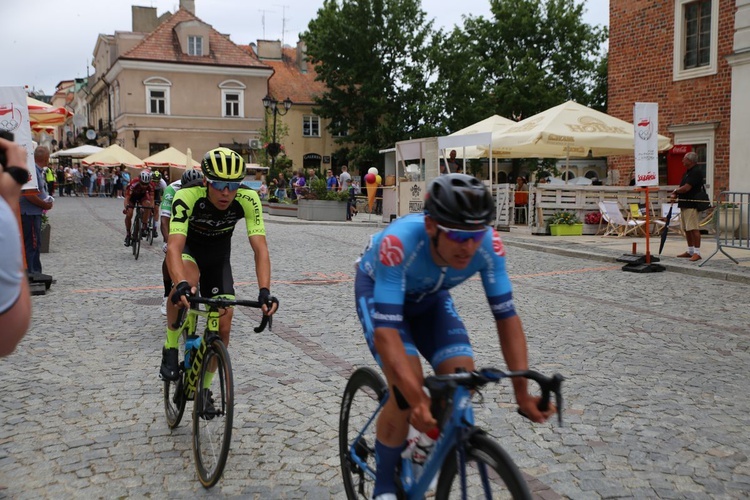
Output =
[
  {"x1": 19, "y1": 146, "x2": 54, "y2": 274},
  {"x1": 0, "y1": 135, "x2": 33, "y2": 355}
]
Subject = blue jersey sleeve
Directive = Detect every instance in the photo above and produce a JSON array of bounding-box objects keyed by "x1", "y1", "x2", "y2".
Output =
[{"x1": 477, "y1": 229, "x2": 517, "y2": 320}]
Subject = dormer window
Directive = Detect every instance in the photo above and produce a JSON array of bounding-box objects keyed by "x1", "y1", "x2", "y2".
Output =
[{"x1": 188, "y1": 36, "x2": 203, "y2": 56}]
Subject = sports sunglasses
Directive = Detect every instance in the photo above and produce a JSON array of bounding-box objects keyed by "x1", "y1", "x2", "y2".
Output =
[
  {"x1": 207, "y1": 179, "x2": 242, "y2": 191},
  {"x1": 436, "y1": 223, "x2": 488, "y2": 243}
]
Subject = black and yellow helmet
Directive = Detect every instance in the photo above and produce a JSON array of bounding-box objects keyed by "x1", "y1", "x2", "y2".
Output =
[{"x1": 201, "y1": 147, "x2": 245, "y2": 181}]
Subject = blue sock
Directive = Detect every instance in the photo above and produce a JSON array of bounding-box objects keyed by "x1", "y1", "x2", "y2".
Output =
[{"x1": 373, "y1": 440, "x2": 404, "y2": 497}]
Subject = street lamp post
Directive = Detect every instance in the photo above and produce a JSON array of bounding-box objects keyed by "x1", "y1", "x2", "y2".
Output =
[{"x1": 262, "y1": 95, "x2": 292, "y2": 170}]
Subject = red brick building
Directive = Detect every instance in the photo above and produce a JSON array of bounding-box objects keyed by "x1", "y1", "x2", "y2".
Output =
[{"x1": 608, "y1": 0, "x2": 748, "y2": 197}]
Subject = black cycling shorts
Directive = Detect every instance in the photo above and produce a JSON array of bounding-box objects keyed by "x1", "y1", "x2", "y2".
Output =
[{"x1": 182, "y1": 243, "x2": 235, "y2": 298}]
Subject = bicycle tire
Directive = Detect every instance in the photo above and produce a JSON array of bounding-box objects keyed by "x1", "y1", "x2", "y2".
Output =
[
  {"x1": 147, "y1": 213, "x2": 155, "y2": 246},
  {"x1": 435, "y1": 431, "x2": 531, "y2": 500},
  {"x1": 340, "y1": 367, "x2": 387, "y2": 500},
  {"x1": 193, "y1": 337, "x2": 234, "y2": 488},
  {"x1": 132, "y1": 216, "x2": 141, "y2": 260},
  {"x1": 164, "y1": 330, "x2": 188, "y2": 429}
]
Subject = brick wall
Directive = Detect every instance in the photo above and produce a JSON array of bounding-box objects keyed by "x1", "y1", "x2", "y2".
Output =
[{"x1": 608, "y1": 0, "x2": 735, "y2": 194}]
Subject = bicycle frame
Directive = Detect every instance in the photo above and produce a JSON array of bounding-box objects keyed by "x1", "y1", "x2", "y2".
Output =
[
  {"x1": 347, "y1": 384, "x2": 477, "y2": 499},
  {"x1": 179, "y1": 307, "x2": 221, "y2": 401}
]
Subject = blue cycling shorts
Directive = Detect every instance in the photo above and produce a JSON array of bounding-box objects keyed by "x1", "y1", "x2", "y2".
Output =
[{"x1": 354, "y1": 268, "x2": 474, "y2": 369}]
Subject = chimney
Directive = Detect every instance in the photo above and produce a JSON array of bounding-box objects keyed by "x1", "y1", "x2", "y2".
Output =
[
  {"x1": 132, "y1": 6, "x2": 158, "y2": 32},
  {"x1": 296, "y1": 40, "x2": 307, "y2": 73},
  {"x1": 180, "y1": 0, "x2": 196, "y2": 14}
]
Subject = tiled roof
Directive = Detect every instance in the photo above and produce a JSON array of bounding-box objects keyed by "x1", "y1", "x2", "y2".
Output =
[
  {"x1": 122, "y1": 8, "x2": 269, "y2": 69},
  {"x1": 245, "y1": 46, "x2": 326, "y2": 104}
]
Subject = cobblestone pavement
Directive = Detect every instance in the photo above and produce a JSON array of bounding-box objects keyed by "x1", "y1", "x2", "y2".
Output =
[{"x1": 1, "y1": 196, "x2": 749, "y2": 499}]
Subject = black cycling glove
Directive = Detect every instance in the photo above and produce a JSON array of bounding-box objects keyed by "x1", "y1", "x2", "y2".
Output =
[
  {"x1": 258, "y1": 287, "x2": 271, "y2": 305},
  {"x1": 171, "y1": 280, "x2": 192, "y2": 304}
]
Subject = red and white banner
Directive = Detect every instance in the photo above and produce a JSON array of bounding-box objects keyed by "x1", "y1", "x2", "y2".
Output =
[
  {"x1": 0, "y1": 86, "x2": 37, "y2": 190},
  {"x1": 633, "y1": 102, "x2": 659, "y2": 187}
]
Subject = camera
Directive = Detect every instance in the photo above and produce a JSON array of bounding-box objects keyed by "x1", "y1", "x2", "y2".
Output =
[{"x1": 0, "y1": 130, "x2": 14, "y2": 168}]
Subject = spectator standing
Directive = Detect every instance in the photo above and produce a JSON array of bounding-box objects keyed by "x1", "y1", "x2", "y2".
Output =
[
  {"x1": 671, "y1": 151, "x2": 704, "y2": 261},
  {"x1": 0, "y1": 136, "x2": 32, "y2": 355},
  {"x1": 339, "y1": 165, "x2": 351, "y2": 192},
  {"x1": 308, "y1": 168, "x2": 319, "y2": 185},
  {"x1": 326, "y1": 169, "x2": 339, "y2": 191},
  {"x1": 294, "y1": 172, "x2": 306, "y2": 198},
  {"x1": 290, "y1": 170, "x2": 299, "y2": 201},
  {"x1": 259, "y1": 180, "x2": 268, "y2": 200},
  {"x1": 56, "y1": 164, "x2": 65, "y2": 196},
  {"x1": 514, "y1": 176, "x2": 528, "y2": 224},
  {"x1": 447, "y1": 149, "x2": 460, "y2": 173},
  {"x1": 19, "y1": 146, "x2": 54, "y2": 274},
  {"x1": 275, "y1": 172, "x2": 287, "y2": 200},
  {"x1": 44, "y1": 165, "x2": 55, "y2": 195}
]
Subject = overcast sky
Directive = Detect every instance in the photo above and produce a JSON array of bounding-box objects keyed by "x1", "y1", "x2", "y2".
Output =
[{"x1": 1, "y1": 0, "x2": 608, "y2": 95}]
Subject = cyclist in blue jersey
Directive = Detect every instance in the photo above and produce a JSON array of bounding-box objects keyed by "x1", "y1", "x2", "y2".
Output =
[{"x1": 355, "y1": 174, "x2": 555, "y2": 500}]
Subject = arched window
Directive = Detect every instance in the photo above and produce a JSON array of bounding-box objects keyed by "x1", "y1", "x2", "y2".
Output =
[
  {"x1": 219, "y1": 80, "x2": 246, "y2": 118},
  {"x1": 144, "y1": 77, "x2": 172, "y2": 115}
]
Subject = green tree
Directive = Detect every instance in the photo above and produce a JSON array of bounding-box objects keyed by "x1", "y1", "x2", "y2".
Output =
[
  {"x1": 257, "y1": 118, "x2": 292, "y2": 182},
  {"x1": 302, "y1": 0, "x2": 439, "y2": 166},
  {"x1": 433, "y1": 0, "x2": 608, "y2": 133}
]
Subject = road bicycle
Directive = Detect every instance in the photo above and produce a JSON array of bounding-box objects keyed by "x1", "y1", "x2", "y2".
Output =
[
  {"x1": 145, "y1": 208, "x2": 156, "y2": 246},
  {"x1": 339, "y1": 366, "x2": 563, "y2": 499},
  {"x1": 163, "y1": 294, "x2": 276, "y2": 487},
  {"x1": 128, "y1": 205, "x2": 153, "y2": 260}
]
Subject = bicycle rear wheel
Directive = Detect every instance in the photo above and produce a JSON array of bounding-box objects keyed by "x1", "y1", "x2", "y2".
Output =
[
  {"x1": 132, "y1": 216, "x2": 141, "y2": 260},
  {"x1": 193, "y1": 337, "x2": 234, "y2": 488},
  {"x1": 340, "y1": 367, "x2": 387, "y2": 500},
  {"x1": 435, "y1": 431, "x2": 531, "y2": 500}
]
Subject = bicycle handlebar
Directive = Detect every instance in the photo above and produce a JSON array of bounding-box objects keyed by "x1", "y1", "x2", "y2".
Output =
[
  {"x1": 424, "y1": 367, "x2": 564, "y2": 426},
  {"x1": 171, "y1": 295, "x2": 278, "y2": 333}
]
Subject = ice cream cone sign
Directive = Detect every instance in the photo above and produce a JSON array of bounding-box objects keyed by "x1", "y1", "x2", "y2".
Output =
[{"x1": 365, "y1": 173, "x2": 377, "y2": 212}]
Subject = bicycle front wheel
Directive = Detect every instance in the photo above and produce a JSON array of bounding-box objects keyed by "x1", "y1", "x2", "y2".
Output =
[
  {"x1": 132, "y1": 217, "x2": 141, "y2": 259},
  {"x1": 193, "y1": 338, "x2": 234, "y2": 488},
  {"x1": 147, "y1": 214, "x2": 155, "y2": 245},
  {"x1": 435, "y1": 432, "x2": 531, "y2": 500},
  {"x1": 339, "y1": 367, "x2": 387, "y2": 500}
]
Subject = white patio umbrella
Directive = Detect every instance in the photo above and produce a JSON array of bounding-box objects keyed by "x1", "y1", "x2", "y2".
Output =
[
  {"x1": 483, "y1": 100, "x2": 672, "y2": 182},
  {"x1": 448, "y1": 114, "x2": 515, "y2": 160}
]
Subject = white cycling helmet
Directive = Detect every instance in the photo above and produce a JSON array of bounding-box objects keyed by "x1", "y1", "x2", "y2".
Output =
[{"x1": 140, "y1": 170, "x2": 153, "y2": 183}]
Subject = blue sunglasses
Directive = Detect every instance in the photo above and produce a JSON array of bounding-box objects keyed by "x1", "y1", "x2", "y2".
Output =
[
  {"x1": 207, "y1": 179, "x2": 242, "y2": 192},
  {"x1": 436, "y1": 223, "x2": 488, "y2": 243}
]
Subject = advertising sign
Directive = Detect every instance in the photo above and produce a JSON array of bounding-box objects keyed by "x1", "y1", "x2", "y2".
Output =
[
  {"x1": 0, "y1": 86, "x2": 37, "y2": 190},
  {"x1": 633, "y1": 102, "x2": 659, "y2": 187}
]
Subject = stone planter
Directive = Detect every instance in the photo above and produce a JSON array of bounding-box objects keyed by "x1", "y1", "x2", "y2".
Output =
[
  {"x1": 297, "y1": 199, "x2": 347, "y2": 221},
  {"x1": 261, "y1": 200, "x2": 269, "y2": 214},
  {"x1": 40, "y1": 224, "x2": 51, "y2": 253},
  {"x1": 582, "y1": 223, "x2": 600, "y2": 235},
  {"x1": 549, "y1": 223, "x2": 583, "y2": 236},
  {"x1": 718, "y1": 207, "x2": 741, "y2": 239},
  {"x1": 267, "y1": 202, "x2": 298, "y2": 217}
]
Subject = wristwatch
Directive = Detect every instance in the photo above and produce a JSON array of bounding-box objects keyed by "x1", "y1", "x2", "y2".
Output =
[{"x1": 5, "y1": 166, "x2": 29, "y2": 186}]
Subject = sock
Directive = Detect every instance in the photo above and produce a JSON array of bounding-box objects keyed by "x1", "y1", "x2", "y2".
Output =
[
  {"x1": 694, "y1": 248, "x2": 701, "y2": 256},
  {"x1": 373, "y1": 440, "x2": 404, "y2": 498},
  {"x1": 165, "y1": 328, "x2": 180, "y2": 349},
  {"x1": 202, "y1": 371, "x2": 215, "y2": 389},
  {"x1": 688, "y1": 246, "x2": 695, "y2": 255}
]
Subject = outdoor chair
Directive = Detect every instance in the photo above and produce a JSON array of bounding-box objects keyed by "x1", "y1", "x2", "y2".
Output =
[
  {"x1": 653, "y1": 203, "x2": 683, "y2": 236},
  {"x1": 598, "y1": 201, "x2": 648, "y2": 237}
]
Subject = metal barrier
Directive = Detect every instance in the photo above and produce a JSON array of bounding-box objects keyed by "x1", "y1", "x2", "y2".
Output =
[{"x1": 701, "y1": 191, "x2": 750, "y2": 266}]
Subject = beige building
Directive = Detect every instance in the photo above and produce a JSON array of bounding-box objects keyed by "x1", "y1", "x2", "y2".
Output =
[
  {"x1": 250, "y1": 40, "x2": 353, "y2": 174},
  {"x1": 87, "y1": 1, "x2": 271, "y2": 161}
]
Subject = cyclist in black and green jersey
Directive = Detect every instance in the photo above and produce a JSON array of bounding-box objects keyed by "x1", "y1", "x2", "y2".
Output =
[{"x1": 159, "y1": 147, "x2": 278, "y2": 386}]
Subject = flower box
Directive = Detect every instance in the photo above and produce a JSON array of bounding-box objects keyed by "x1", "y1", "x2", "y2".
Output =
[
  {"x1": 549, "y1": 223, "x2": 583, "y2": 236},
  {"x1": 267, "y1": 202, "x2": 298, "y2": 217}
]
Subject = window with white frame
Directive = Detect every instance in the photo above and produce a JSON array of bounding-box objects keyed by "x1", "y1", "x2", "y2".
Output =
[
  {"x1": 188, "y1": 36, "x2": 203, "y2": 56},
  {"x1": 673, "y1": 0, "x2": 718, "y2": 81},
  {"x1": 303, "y1": 115, "x2": 321, "y2": 137},
  {"x1": 144, "y1": 77, "x2": 171, "y2": 115},
  {"x1": 219, "y1": 80, "x2": 245, "y2": 118}
]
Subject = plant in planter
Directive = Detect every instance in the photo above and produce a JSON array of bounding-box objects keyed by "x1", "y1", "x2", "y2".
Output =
[
  {"x1": 297, "y1": 179, "x2": 348, "y2": 221},
  {"x1": 584, "y1": 211, "x2": 601, "y2": 225},
  {"x1": 547, "y1": 211, "x2": 583, "y2": 236}
]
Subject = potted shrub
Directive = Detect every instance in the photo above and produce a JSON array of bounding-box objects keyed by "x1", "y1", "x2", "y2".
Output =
[
  {"x1": 547, "y1": 211, "x2": 583, "y2": 236},
  {"x1": 583, "y1": 211, "x2": 602, "y2": 235},
  {"x1": 267, "y1": 196, "x2": 298, "y2": 217},
  {"x1": 297, "y1": 178, "x2": 348, "y2": 221}
]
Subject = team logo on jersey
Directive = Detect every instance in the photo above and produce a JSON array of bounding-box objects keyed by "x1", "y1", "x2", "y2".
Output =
[
  {"x1": 379, "y1": 235, "x2": 404, "y2": 266},
  {"x1": 492, "y1": 229, "x2": 505, "y2": 257}
]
